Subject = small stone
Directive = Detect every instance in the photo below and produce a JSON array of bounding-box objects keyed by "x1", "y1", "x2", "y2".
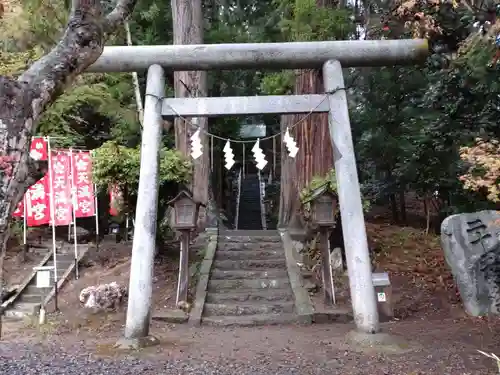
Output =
[{"x1": 303, "y1": 280, "x2": 318, "y2": 292}]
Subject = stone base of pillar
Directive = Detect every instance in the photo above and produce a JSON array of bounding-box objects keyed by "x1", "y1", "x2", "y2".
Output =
[
  {"x1": 345, "y1": 330, "x2": 419, "y2": 355},
  {"x1": 114, "y1": 335, "x2": 160, "y2": 350}
]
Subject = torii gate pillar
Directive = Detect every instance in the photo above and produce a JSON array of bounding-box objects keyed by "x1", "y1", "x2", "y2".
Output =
[{"x1": 323, "y1": 60, "x2": 378, "y2": 332}]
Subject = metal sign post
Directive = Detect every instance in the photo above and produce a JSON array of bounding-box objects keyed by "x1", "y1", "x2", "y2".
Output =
[{"x1": 33, "y1": 265, "x2": 54, "y2": 324}]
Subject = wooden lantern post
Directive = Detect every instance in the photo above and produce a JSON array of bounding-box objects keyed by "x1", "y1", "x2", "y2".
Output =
[
  {"x1": 167, "y1": 190, "x2": 204, "y2": 307},
  {"x1": 304, "y1": 184, "x2": 338, "y2": 305}
]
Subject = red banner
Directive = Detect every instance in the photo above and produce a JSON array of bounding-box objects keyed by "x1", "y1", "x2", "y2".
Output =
[
  {"x1": 29, "y1": 137, "x2": 48, "y2": 161},
  {"x1": 12, "y1": 200, "x2": 24, "y2": 217},
  {"x1": 26, "y1": 176, "x2": 51, "y2": 226},
  {"x1": 71, "y1": 151, "x2": 95, "y2": 218},
  {"x1": 109, "y1": 184, "x2": 123, "y2": 216},
  {"x1": 50, "y1": 150, "x2": 72, "y2": 226},
  {"x1": 13, "y1": 137, "x2": 49, "y2": 222}
]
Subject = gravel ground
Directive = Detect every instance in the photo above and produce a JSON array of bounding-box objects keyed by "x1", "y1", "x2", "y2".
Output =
[
  {"x1": 2, "y1": 227, "x2": 498, "y2": 374},
  {"x1": 0, "y1": 318, "x2": 498, "y2": 375}
]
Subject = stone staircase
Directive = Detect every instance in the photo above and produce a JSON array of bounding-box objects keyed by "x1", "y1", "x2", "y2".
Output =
[
  {"x1": 3, "y1": 246, "x2": 81, "y2": 319},
  {"x1": 202, "y1": 230, "x2": 297, "y2": 326},
  {"x1": 238, "y1": 174, "x2": 263, "y2": 230}
]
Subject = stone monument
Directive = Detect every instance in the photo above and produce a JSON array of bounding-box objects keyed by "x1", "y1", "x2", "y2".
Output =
[{"x1": 441, "y1": 210, "x2": 500, "y2": 316}]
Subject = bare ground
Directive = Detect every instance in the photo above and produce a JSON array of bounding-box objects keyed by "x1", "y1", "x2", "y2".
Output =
[
  {"x1": 3, "y1": 246, "x2": 46, "y2": 288},
  {"x1": 2, "y1": 223, "x2": 500, "y2": 374}
]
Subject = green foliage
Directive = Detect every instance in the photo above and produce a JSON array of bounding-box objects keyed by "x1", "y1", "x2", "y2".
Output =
[
  {"x1": 260, "y1": 71, "x2": 294, "y2": 95},
  {"x1": 0, "y1": 0, "x2": 67, "y2": 52},
  {"x1": 92, "y1": 141, "x2": 192, "y2": 196},
  {"x1": 93, "y1": 141, "x2": 192, "y2": 240},
  {"x1": 278, "y1": 0, "x2": 354, "y2": 42},
  {"x1": 37, "y1": 74, "x2": 140, "y2": 148},
  {"x1": 0, "y1": 49, "x2": 43, "y2": 76},
  {"x1": 351, "y1": 3, "x2": 500, "y2": 217},
  {"x1": 299, "y1": 169, "x2": 338, "y2": 204},
  {"x1": 299, "y1": 170, "x2": 370, "y2": 221}
]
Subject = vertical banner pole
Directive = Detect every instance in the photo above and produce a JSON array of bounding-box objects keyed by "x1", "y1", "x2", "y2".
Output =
[
  {"x1": 23, "y1": 195, "x2": 27, "y2": 254},
  {"x1": 320, "y1": 228, "x2": 335, "y2": 305},
  {"x1": 272, "y1": 136, "x2": 276, "y2": 180},
  {"x1": 94, "y1": 183, "x2": 99, "y2": 250},
  {"x1": 92, "y1": 150, "x2": 99, "y2": 250},
  {"x1": 242, "y1": 144, "x2": 245, "y2": 179},
  {"x1": 46, "y1": 137, "x2": 58, "y2": 311},
  {"x1": 69, "y1": 149, "x2": 79, "y2": 279},
  {"x1": 125, "y1": 213, "x2": 129, "y2": 242},
  {"x1": 176, "y1": 231, "x2": 189, "y2": 306},
  {"x1": 210, "y1": 135, "x2": 214, "y2": 172}
]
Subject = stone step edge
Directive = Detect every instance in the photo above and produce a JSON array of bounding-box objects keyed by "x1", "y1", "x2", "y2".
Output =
[
  {"x1": 211, "y1": 269, "x2": 288, "y2": 275},
  {"x1": 204, "y1": 301, "x2": 295, "y2": 308},
  {"x1": 207, "y1": 286, "x2": 293, "y2": 295},
  {"x1": 202, "y1": 313, "x2": 297, "y2": 327},
  {"x1": 208, "y1": 278, "x2": 290, "y2": 284}
]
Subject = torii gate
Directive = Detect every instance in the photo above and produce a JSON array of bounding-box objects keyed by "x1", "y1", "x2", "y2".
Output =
[{"x1": 87, "y1": 39, "x2": 429, "y2": 344}]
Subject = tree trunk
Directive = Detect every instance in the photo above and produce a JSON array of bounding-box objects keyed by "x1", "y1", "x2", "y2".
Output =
[
  {"x1": 171, "y1": 0, "x2": 209, "y2": 226},
  {"x1": 389, "y1": 193, "x2": 399, "y2": 223},
  {"x1": 278, "y1": 0, "x2": 337, "y2": 229},
  {"x1": 278, "y1": 114, "x2": 300, "y2": 228},
  {"x1": 294, "y1": 69, "x2": 334, "y2": 193},
  {"x1": 399, "y1": 188, "x2": 406, "y2": 224}
]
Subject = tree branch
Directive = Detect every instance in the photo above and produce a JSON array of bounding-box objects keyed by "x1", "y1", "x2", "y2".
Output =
[{"x1": 105, "y1": 0, "x2": 137, "y2": 35}]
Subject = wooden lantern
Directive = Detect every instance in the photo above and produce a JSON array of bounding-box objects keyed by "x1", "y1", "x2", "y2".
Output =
[
  {"x1": 167, "y1": 190, "x2": 202, "y2": 230},
  {"x1": 304, "y1": 184, "x2": 338, "y2": 227}
]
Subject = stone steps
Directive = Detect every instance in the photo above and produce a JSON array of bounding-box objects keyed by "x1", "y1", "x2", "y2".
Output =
[
  {"x1": 204, "y1": 301, "x2": 295, "y2": 316},
  {"x1": 238, "y1": 176, "x2": 263, "y2": 230},
  {"x1": 218, "y1": 233, "x2": 281, "y2": 243},
  {"x1": 205, "y1": 289, "x2": 294, "y2": 303},
  {"x1": 203, "y1": 313, "x2": 297, "y2": 327},
  {"x1": 4, "y1": 302, "x2": 40, "y2": 319},
  {"x1": 211, "y1": 269, "x2": 288, "y2": 280},
  {"x1": 3, "y1": 248, "x2": 85, "y2": 320},
  {"x1": 214, "y1": 249, "x2": 284, "y2": 261},
  {"x1": 217, "y1": 241, "x2": 281, "y2": 251},
  {"x1": 207, "y1": 278, "x2": 291, "y2": 291},
  {"x1": 201, "y1": 231, "x2": 296, "y2": 327},
  {"x1": 213, "y1": 259, "x2": 286, "y2": 270}
]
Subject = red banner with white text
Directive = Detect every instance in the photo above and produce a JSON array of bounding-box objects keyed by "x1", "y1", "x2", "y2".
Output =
[
  {"x1": 71, "y1": 151, "x2": 95, "y2": 218},
  {"x1": 50, "y1": 150, "x2": 72, "y2": 226},
  {"x1": 25, "y1": 176, "x2": 51, "y2": 226},
  {"x1": 29, "y1": 137, "x2": 48, "y2": 161},
  {"x1": 14, "y1": 137, "x2": 51, "y2": 224}
]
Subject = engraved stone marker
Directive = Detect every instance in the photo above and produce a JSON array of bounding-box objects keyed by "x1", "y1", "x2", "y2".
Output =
[{"x1": 441, "y1": 210, "x2": 500, "y2": 316}]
